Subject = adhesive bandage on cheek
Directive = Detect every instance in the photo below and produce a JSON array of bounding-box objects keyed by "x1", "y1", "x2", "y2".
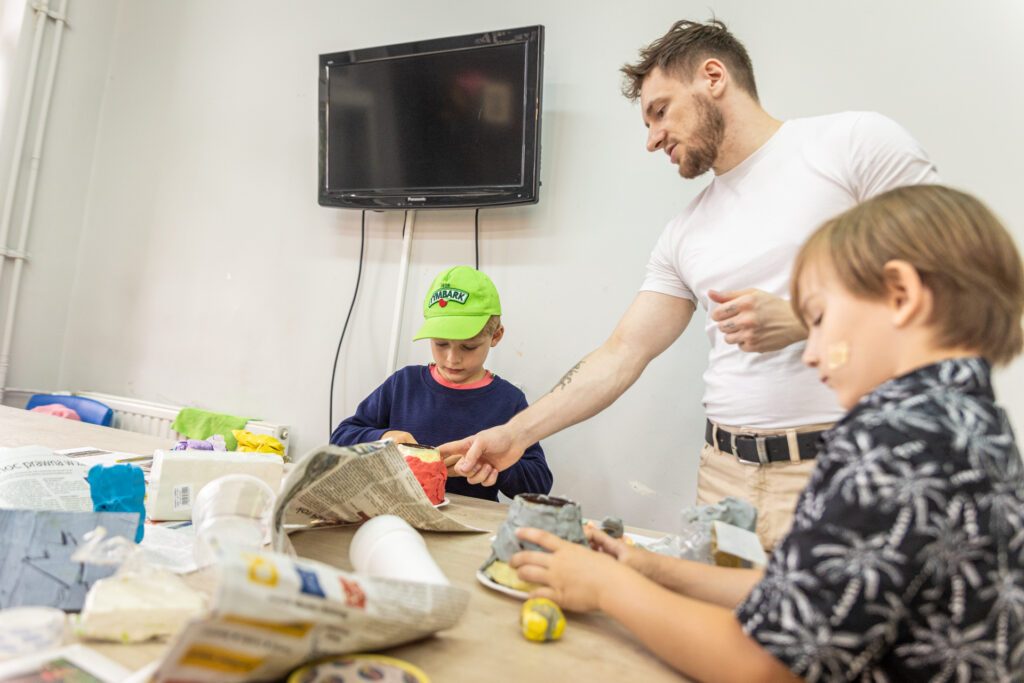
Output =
[{"x1": 827, "y1": 341, "x2": 849, "y2": 370}]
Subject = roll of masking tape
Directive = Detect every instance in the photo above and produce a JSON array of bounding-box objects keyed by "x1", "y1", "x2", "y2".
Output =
[{"x1": 0, "y1": 607, "x2": 66, "y2": 659}]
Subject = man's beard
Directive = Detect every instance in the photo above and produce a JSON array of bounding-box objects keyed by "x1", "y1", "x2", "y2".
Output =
[{"x1": 679, "y1": 94, "x2": 725, "y2": 179}]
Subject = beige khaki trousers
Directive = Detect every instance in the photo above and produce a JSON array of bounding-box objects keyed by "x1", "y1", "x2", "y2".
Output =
[{"x1": 696, "y1": 421, "x2": 830, "y2": 551}]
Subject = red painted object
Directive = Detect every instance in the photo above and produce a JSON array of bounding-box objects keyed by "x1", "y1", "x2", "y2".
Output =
[{"x1": 399, "y1": 444, "x2": 447, "y2": 505}]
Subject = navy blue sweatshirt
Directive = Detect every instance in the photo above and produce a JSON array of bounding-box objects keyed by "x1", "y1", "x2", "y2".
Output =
[{"x1": 330, "y1": 365, "x2": 552, "y2": 501}]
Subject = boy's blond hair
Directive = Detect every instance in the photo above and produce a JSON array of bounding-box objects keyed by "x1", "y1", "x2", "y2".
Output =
[
  {"x1": 791, "y1": 184, "x2": 1024, "y2": 365},
  {"x1": 478, "y1": 315, "x2": 502, "y2": 339},
  {"x1": 433, "y1": 316, "x2": 501, "y2": 342}
]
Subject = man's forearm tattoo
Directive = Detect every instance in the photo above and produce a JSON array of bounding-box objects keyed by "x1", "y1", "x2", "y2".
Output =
[{"x1": 550, "y1": 361, "x2": 584, "y2": 393}]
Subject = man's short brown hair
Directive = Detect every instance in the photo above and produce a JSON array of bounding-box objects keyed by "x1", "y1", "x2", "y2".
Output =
[
  {"x1": 620, "y1": 19, "x2": 758, "y2": 102},
  {"x1": 791, "y1": 185, "x2": 1024, "y2": 366}
]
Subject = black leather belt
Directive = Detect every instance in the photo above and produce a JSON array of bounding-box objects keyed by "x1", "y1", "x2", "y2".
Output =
[{"x1": 705, "y1": 420, "x2": 823, "y2": 465}]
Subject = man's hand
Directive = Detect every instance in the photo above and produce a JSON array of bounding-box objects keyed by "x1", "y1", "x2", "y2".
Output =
[
  {"x1": 510, "y1": 527, "x2": 635, "y2": 612},
  {"x1": 441, "y1": 451, "x2": 496, "y2": 486},
  {"x1": 708, "y1": 288, "x2": 806, "y2": 353},
  {"x1": 438, "y1": 424, "x2": 525, "y2": 486},
  {"x1": 381, "y1": 430, "x2": 416, "y2": 445}
]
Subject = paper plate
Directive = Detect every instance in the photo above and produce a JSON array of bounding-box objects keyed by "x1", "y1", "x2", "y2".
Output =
[
  {"x1": 433, "y1": 498, "x2": 449, "y2": 509},
  {"x1": 475, "y1": 569, "x2": 529, "y2": 600},
  {"x1": 288, "y1": 654, "x2": 430, "y2": 683}
]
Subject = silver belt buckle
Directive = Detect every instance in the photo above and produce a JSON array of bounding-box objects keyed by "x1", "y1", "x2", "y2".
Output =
[
  {"x1": 732, "y1": 432, "x2": 762, "y2": 466},
  {"x1": 726, "y1": 430, "x2": 770, "y2": 466}
]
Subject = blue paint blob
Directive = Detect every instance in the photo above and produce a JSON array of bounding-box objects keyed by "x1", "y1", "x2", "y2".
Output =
[{"x1": 87, "y1": 464, "x2": 146, "y2": 542}]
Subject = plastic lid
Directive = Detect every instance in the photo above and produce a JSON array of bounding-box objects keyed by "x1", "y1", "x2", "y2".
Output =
[{"x1": 0, "y1": 607, "x2": 66, "y2": 659}]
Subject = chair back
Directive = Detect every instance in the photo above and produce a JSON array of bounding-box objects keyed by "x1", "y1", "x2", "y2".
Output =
[{"x1": 26, "y1": 394, "x2": 114, "y2": 427}]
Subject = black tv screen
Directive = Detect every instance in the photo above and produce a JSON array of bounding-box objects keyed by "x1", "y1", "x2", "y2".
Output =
[{"x1": 318, "y1": 26, "x2": 543, "y2": 209}]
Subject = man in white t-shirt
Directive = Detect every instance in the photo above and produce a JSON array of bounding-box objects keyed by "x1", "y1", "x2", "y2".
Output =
[{"x1": 441, "y1": 19, "x2": 938, "y2": 548}]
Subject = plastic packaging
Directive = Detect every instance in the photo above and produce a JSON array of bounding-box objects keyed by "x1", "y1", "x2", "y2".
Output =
[
  {"x1": 676, "y1": 497, "x2": 758, "y2": 563},
  {"x1": 191, "y1": 473, "x2": 276, "y2": 567},
  {"x1": 232, "y1": 429, "x2": 285, "y2": 457},
  {"x1": 71, "y1": 526, "x2": 141, "y2": 568},
  {"x1": 349, "y1": 515, "x2": 449, "y2": 585},
  {"x1": 172, "y1": 434, "x2": 227, "y2": 451},
  {"x1": 73, "y1": 572, "x2": 206, "y2": 643},
  {"x1": 70, "y1": 526, "x2": 207, "y2": 642}
]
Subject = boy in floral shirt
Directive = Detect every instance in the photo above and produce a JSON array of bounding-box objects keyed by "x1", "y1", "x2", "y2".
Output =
[{"x1": 509, "y1": 185, "x2": 1024, "y2": 682}]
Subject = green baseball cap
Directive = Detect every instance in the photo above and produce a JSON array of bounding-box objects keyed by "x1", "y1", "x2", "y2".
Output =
[{"x1": 413, "y1": 266, "x2": 502, "y2": 341}]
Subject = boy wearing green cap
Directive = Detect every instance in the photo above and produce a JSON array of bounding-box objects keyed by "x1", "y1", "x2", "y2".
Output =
[{"x1": 330, "y1": 266, "x2": 553, "y2": 501}]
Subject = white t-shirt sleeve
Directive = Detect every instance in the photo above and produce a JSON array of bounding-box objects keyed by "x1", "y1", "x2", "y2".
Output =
[
  {"x1": 846, "y1": 111, "x2": 940, "y2": 202},
  {"x1": 640, "y1": 220, "x2": 697, "y2": 303}
]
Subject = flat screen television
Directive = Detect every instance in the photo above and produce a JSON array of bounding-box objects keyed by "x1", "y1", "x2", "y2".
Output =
[{"x1": 318, "y1": 26, "x2": 544, "y2": 210}]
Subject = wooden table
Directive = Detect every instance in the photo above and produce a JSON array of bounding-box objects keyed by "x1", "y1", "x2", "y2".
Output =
[{"x1": 1, "y1": 405, "x2": 683, "y2": 681}]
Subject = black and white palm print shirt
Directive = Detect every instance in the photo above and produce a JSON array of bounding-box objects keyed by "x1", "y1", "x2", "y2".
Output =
[{"x1": 736, "y1": 358, "x2": 1024, "y2": 682}]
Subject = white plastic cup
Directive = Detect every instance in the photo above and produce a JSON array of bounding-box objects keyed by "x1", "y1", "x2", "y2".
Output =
[
  {"x1": 191, "y1": 474, "x2": 276, "y2": 566},
  {"x1": 349, "y1": 515, "x2": 449, "y2": 585}
]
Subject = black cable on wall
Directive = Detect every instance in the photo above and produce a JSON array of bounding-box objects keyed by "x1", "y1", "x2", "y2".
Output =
[{"x1": 328, "y1": 210, "x2": 367, "y2": 439}]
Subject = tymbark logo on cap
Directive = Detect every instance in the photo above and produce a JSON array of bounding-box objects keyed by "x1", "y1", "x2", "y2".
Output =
[
  {"x1": 413, "y1": 266, "x2": 502, "y2": 341},
  {"x1": 429, "y1": 286, "x2": 469, "y2": 309}
]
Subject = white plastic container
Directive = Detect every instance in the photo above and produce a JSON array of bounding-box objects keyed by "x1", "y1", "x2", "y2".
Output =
[
  {"x1": 349, "y1": 515, "x2": 449, "y2": 585},
  {"x1": 191, "y1": 474, "x2": 276, "y2": 566},
  {"x1": 148, "y1": 450, "x2": 283, "y2": 521}
]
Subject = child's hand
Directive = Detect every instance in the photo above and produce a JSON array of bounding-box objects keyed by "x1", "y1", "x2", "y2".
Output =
[
  {"x1": 439, "y1": 437, "x2": 501, "y2": 487},
  {"x1": 510, "y1": 527, "x2": 635, "y2": 613},
  {"x1": 382, "y1": 430, "x2": 417, "y2": 445},
  {"x1": 585, "y1": 525, "x2": 660, "y2": 580},
  {"x1": 443, "y1": 453, "x2": 465, "y2": 477},
  {"x1": 442, "y1": 425, "x2": 525, "y2": 479},
  {"x1": 443, "y1": 451, "x2": 499, "y2": 486}
]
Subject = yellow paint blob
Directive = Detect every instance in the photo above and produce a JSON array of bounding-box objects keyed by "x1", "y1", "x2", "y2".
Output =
[{"x1": 827, "y1": 341, "x2": 849, "y2": 370}]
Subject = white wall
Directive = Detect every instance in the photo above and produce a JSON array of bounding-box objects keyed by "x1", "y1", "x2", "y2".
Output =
[
  {"x1": 0, "y1": 1, "x2": 119, "y2": 395},
  {"x1": 2, "y1": 0, "x2": 1023, "y2": 531},
  {"x1": 0, "y1": 0, "x2": 27, "y2": 133}
]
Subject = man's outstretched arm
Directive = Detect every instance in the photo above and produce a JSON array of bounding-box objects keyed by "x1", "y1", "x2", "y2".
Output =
[{"x1": 440, "y1": 291, "x2": 695, "y2": 483}]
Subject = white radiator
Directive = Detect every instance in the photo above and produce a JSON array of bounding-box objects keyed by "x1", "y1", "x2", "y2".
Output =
[{"x1": 73, "y1": 391, "x2": 290, "y2": 459}]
